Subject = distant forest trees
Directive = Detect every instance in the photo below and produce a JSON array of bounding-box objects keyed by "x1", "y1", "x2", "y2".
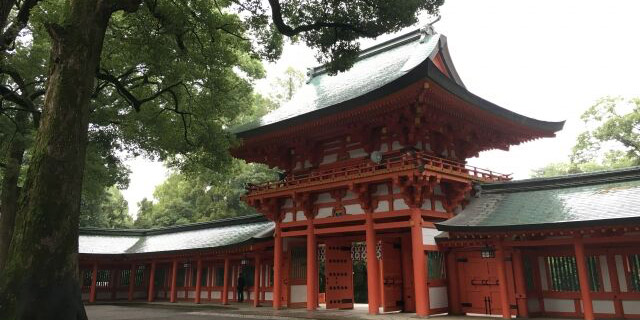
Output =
[{"x1": 532, "y1": 97, "x2": 640, "y2": 177}]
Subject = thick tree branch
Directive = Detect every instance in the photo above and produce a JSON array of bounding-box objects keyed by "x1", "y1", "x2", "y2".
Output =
[
  {"x1": 0, "y1": 0, "x2": 42, "y2": 52},
  {"x1": 266, "y1": 0, "x2": 372, "y2": 37}
]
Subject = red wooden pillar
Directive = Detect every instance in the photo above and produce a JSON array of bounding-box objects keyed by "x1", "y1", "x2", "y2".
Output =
[
  {"x1": 148, "y1": 260, "x2": 156, "y2": 302},
  {"x1": 401, "y1": 234, "x2": 416, "y2": 312},
  {"x1": 222, "y1": 257, "x2": 230, "y2": 305},
  {"x1": 306, "y1": 220, "x2": 317, "y2": 310},
  {"x1": 170, "y1": 259, "x2": 178, "y2": 303},
  {"x1": 128, "y1": 263, "x2": 136, "y2": 301},
  {"x1": 495, "y1": 242, "x2": 511, "y2": 319},
  {"x1": 606, "y1": 252, "x2": 624, "y2": 318},
  {"x1": 273, "y1": 222, "x2": 283, "y2": 310},
  {"x1": 254, "y1": 255, "x2": 261, "y2": 307},
  {"x1": 410, "y1": 209, "x2": 429, "y2": 316},
  {"x1": 574, "y1": 238, "x2": 595, "y2": 320},
  {"x1": 89, "y1": 262, "x2": 98, "y2": 303},
  {"x1": 365, "y1": 211, "x2": 381, "y2": 314},
  {"x1": 512, "y1": 249, "x2": 529, "y2": 318},
  {"x1": 446, "y1": 250, "x2": 461, "y2": 315},
  {"x1": 195, "y1": 257, "x2": 203, "y2": 304}
]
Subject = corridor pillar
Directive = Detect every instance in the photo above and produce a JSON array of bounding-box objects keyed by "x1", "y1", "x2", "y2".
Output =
[
  {"x1": 222, "y1": 257, "x2": 230, "y2": 305},
  {"x1": 254, "y1": 255, "x2": 261, "y2": 307},
  {"x1": 512, "y1": 249, "x2": 529, "y2": 318},
  {"x1": 574, "y1": 238, "x2": 595, "y2": 320},
  {"x1": 170, "y1": 259, "x2": 178, "y2": 303},
  {"x1": 306, "y1": 220, "x2": 317, "y2": 310},
  {"x1": 495, "y1": 242, "x2": 511, "y2": 319},
  {"x1": 195, "y1": 257, "x2": 203, "y2": 304},
  {"x1": 446, "y1": 250, "x2": 461, "y2": 315},
  {"x1": 148, "y1": 260, "x2": 156, "y2": 302},
  {"x1": 410, "y1": 209, "x2": 429, "y2": 316},
  {"x1": 365, "y1": 211, "x2": 381, "y2": 315},
  {"x1": 273, "y1": 222, "x2": 283, "y2": 310},
  {"x1": 89, "y1": 262, "x2": 98, "y2": 303}
]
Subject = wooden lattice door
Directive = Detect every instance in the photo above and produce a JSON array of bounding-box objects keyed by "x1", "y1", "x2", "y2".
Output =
[
  {"x1": 381, "y1": 242, "x2": 404, "y2": 312},
  {"x1": 325, "y1": 241, "x2": 354, "y2": 309}
]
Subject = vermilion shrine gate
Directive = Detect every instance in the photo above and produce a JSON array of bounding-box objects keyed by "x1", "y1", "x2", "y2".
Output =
[{"x1": 78, "y1": 26, "x2": 640, "y2": 320}]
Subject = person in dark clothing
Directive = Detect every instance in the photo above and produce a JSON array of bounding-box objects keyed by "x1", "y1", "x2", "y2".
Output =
[{"x1": 237, "y1": 274, "x2": 245, "y2": 302}]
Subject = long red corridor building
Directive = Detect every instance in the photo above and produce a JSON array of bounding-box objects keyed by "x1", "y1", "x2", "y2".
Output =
[{"x1": 79, "y1": 26, "x2": 640, "y2": 320}]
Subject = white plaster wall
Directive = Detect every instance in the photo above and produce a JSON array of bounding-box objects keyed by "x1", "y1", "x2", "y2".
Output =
[
  {"x1": 97, "y1": 292, "x2": 111, "y2": 300},
  {"x1": 248, "y1": 292, "x2": 254, "y2": 300},
  {"x1": 616, "y1": 255, "x2": 628, "y2": 292},
  {"x1": 374, "y1": 200, "x2": 389, "y2": 212},
  {"x1": 212, "y1": 291, "x2": 221, "y2": 299},
  {"x1": 379, "y1": 143, "x2": 389, "y2": 152},
  {"x1": 283, "y1": 199, "x2": 293, "y2": 208},
  {"x1": 622, "y1": 300, "x2": 640, "y2": 314},
  {"x1": 265, "y1": 292, "x2": 273, "y2": 301},
  {"x1": 421, "y1": 199, "x2": 431, "y2": 210},
  {"x1": 304, "y1": 160, "x2": 312, "y2": 169},
  {"x1": 296, "y1": 211, "x2": 306, "y2": 221},
  {"x1": 349, "y1": 148, "x2": 368, "y2": 158},
  {"x1": 392, "y1": 141, "x2": 403, "y2": 151},
  {"x1": 201, "y1": 291, "x2": 208, "y2": 298},
  {"x1": 393, "y1": 198, "x2": 409, "y2": 210},
  {"x1": 527, "y1": 298, "x2": 541, "y2": 313},
  {"x1": 291, "y1": 285, "x2": 307, "y2": 303},
  {"x1": 320, "y1": 154, "x2": 338, "y2": 165},
  {"x1": 315, "y1": 192, "x2": 333, "y2": 204},
  {"x1": 433, "y1": 185, "x2": 443, "y2": 195},
  {"x1": 177, "y1": 291, "x2": 185, "y2": 298},
  {"x1": 424, "y1": 143, "x2": 432, "y2": 152},
  {"x1": 345, "y1": 204, "x2": 364, "y2": 215},
  {"x1": 429, "y1": 286, "x2": 448, "y2": 309},
  {"x1": 373, "y1": 184, "x2": 389, "y2": 195},
  {"x1": 433, "y1": 200, "x2": 445, "y2": 212},
  {"x1": 543, "y1": 298, "x2": 575, "y2": 312},
  {"x1": 588, "y1": 300, "x2": 615, "y2": 314},
  {"x1": 316, "y1": 207, "x2": 333, "y2": 218},
  {"x1": 343, "y1": 191, "x2": 357, "y2": 200},
  {"x1": 539, "y1": 257, "x2": 549, "y2": 291},
  {"x1": 392, "y1": 186, "x2": 401, "y2": 194},
  {"x1": 188, "y1": 291, "x2": 195, "y2": 298},
  {"x1": 422, "y1": 228, "x2": 440, "y2": 245},
  {"x1": 283, "y1": 212, "x2": 294, "y2": 223},
  {"x1": 600, "y1": 255, "x2": 612, "y2": 292},
  {"x1": 228, "y1": 291, "x2": 234, "y2": 299}
]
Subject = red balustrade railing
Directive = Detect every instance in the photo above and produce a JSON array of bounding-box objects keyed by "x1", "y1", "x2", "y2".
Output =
[{"x1": 246, "y1": 151, "x2": 510, "y2": 196}]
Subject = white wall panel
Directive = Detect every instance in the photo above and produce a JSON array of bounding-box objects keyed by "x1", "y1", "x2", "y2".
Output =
[
  {"x1": 622, "y1": 300, "x2": 640, "y2": 314},
  {"x1": 374, "y1": 200, "x2": 389, "y2": 212},
  {"x1": 393, "y1": 199, "x2": 409, "y2": 210},
  {"x1": 543, "y1": 298, "x2": 575, "y2": 312},
  {"x1": 290, "y1": 285, "x2": 307, "y2": 303},
  {"x1": 345, "y1": 204, "x2": 364, "y2": 215},
  {"x1": 600, "y1": 255, "x2": 612, "y2": 292},
  {"x1": 429, "y1": 286, "x2": 448, "y2": 309},
  {"x1": 422, "y1": 228, "x2": 440, "y2": 245},
  {"x1": 527, "y1": 298, "x2": 540, "y2": 313},
  {"x1": 616, "y1": 255, "x2": 627, "y2": 292}
]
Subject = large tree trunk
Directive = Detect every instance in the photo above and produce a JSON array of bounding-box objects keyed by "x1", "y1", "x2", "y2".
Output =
[
  {"x1": 0, "y1": 1, "x2": 120, "y2": 318},
  {"x1": 0, "y1": 110, "x2": 27, "y2": 270}
]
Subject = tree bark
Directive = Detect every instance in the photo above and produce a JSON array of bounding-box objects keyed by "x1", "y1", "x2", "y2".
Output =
[
  {"x1": 0, "y1": 1, "x2": 131, "y2": 318},
  {"x1": 0, "y1": 111, "x2": 27, "y2": 270}
]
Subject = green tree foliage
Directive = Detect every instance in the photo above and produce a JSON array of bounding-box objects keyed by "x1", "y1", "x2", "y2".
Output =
[
  {"x1": 135, "y1": 160, "x2": 276, "y2": 228},
  {"x1": 80, "y1": 186, "x2": 132, "y2": 228},
  {"x1": 531, "y1": 97, "x2": 639, "y2": 178},
  {"x1": 0, "y1": 0, "x2": 444, "y2": 317}
]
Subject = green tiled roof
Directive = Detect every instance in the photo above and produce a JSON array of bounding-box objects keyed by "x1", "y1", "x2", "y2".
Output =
[
  {"x1": 79, "y1": 214, "x2": 274, "y2": 255},
  {"x1": 232, "y1": 28, "x2": 564, "y2": 138},
  {"x1": 436, "y1": 167, "x2": 640, "y2": 232}
]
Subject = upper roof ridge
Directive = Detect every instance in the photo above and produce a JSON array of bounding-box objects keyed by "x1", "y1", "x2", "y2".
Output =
[{"x1": 480, "y1": 166, "x2": 640, "y2": 193}]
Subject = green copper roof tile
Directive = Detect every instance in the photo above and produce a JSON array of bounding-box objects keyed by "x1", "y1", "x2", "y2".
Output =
[{"x1": 436, "y1": 166, "x2": 640, "y2": 231}]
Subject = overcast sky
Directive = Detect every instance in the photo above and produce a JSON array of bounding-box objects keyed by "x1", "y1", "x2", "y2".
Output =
[{"x1": 122, "y1": 0, "x2": 640, "y2": 216}]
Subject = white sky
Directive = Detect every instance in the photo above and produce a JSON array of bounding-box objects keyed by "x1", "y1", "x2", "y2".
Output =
[{"x1": 122, "y1": 0, "x2": 640, "y2": 216}]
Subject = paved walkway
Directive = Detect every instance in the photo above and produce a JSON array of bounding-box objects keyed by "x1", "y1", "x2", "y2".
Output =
[{"x1": 85, "y1": 302, "x2": 579, "y2": 320}]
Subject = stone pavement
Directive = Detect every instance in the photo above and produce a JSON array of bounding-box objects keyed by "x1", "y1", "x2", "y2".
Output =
[{"x1": 85, "y1": 302, "x2": 578, "y2": 320}]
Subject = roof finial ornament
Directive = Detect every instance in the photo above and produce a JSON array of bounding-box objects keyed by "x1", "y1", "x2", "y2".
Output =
[
  {"x1": 420, "y1": 14, "x2": 441, "y2": 41},
  {"x1": 305, "y1": 67, "x2": 315, "y2": 83}
]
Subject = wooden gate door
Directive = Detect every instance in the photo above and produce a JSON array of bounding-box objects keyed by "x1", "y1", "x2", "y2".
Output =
[
  {"x1": 457, "y1": 251, "x2": 503, "y2": 315},
  {"x1": 325, "y1": 241, "x2": 354, "y2": 309},
  {"x1": 381, "y1": 242, "x2": 403, "y2": 312}
]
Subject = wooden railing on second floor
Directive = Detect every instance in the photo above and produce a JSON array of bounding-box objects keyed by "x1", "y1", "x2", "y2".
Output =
[{"x1": 246, "y1": 151, "x2": 511, "y2": 197}]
